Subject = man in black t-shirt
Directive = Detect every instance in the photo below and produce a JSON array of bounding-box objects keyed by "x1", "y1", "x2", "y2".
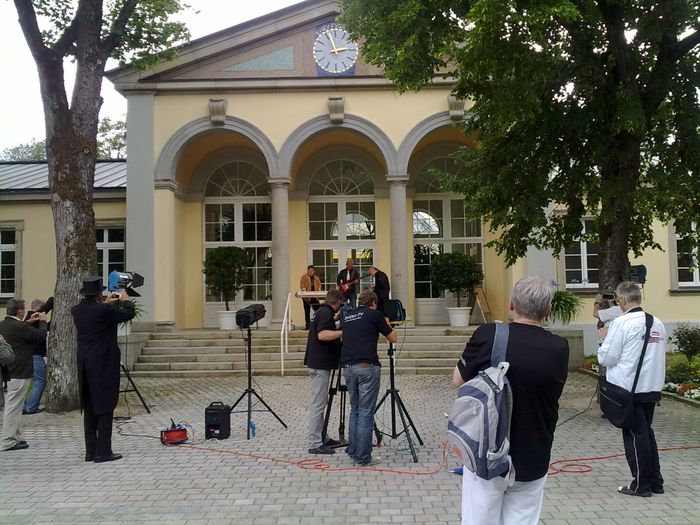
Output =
[
  {"x1": 453, "y1": 276, "x2": 569, "y2": 525},
  {"x1": 341, "y1": 290, "x2": 397, "y2": 466},
  {"x1": 304, "y1": 289, "x2": 343, "y2": 455}
]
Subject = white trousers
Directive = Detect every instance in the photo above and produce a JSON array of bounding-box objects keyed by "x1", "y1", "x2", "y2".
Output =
[{"x1": 461, "y1": 470, "x2": 547, "y2": 525}]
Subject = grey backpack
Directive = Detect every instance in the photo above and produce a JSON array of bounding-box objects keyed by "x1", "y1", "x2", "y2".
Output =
[{"x1": 447, "y1": 322, "x2": 515, "y2": 484}]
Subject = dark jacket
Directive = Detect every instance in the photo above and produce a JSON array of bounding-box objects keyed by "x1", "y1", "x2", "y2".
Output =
[
  {"x1": 0, "y1": 316, "x2": 48, "y2": 379},
  {"x1": 336, "y1": 267, "x2": 360, "y2": 294},
  {"x1": 24, "y1": 310, "x2": 48, "y2": 357},
  {"x1": 373, "y1": 270, "x2": 390, "y2": 303},
  {"x1": 71, "y1": 300, "x2": 135, "y2": 415}
]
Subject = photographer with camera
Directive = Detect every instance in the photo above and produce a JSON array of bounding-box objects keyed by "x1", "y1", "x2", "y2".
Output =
[
  {"x1": 22, "y1": 297, "x2": 53, "y2": 415},
  {"x1": 340, "y1": 290, "x2": 397, "y2": 466},
  {"x1": 593, "y1": 291, "x2": 623, "y2": 344},
  {"x1": 303, "y1": 289, "x2": 343, "y2": 455},
  {"x1": 71, "y1": 276, "x2": 135, "y2": 463}
]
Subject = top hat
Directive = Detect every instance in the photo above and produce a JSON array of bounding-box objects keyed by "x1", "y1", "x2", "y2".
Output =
[{"x1": 79, "y1": 276, "x2": 106, "y2": 296}]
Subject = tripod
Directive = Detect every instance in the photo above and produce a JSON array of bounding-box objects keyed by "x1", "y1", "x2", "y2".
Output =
[
  {"x1": 321, "y1": 365, "x2": 348, "y2": 447},
  {"x1": 230, "y1": 326, "x2": 287, "y2": 439},
  {"x1": 373, "y1": 342, "x2": 423, "y2": 463},
  {"x1": 119, "y1": 363, "x2": 151, "y2": 413}
]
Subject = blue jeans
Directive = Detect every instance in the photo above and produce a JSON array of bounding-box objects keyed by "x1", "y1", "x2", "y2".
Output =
[
  {"x1": 343, "y1": 363, "x2": 381, "y2": 465},
  {"x1": 344, "y1": 290, "x2": 357, "y2": 309},
  {"x1": 24, "y1": 355, "x2": 46, "y2": 413}
]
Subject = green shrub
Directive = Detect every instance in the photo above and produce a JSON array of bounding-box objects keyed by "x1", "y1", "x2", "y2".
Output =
[
  {"x1": 670, "y1": 322, "x2": 700, "y2": 363},
  {"x1": 549, "y1": 290, "x2": 583, "y2": 325},
  {"x1": 430, "y1": 252, "x2": 483, "y2": 307},
  {"x1": 665, "y1": 360, "x2": 700, "y2": 384}
]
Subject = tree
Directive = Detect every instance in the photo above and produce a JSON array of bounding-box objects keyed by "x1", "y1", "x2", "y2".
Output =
[
  {"x1": 342, "y1": 0, "x2": 700, "y2": 290},
  {"x1": 0, "y1": 138, "x2": 46, "y2": 161},
  {"x1": 0, "y1": 117, "x2": 127, "y2": 161},
  {"x1": 13, "y1": 0, "x2": 189, "y2": 411},
  {"x1": 203, "y1": 246, "x2": 250, "y2": 311}
]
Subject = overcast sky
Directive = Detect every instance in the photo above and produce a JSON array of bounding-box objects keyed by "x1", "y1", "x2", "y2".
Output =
[{"x1": 0, "y1": 0, "x2": 304, "y2": 152}]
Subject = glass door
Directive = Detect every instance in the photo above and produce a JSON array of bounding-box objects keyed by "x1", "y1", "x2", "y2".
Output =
[{"x1": 311, "y1": 246, "x2": 374, "y2": 293}]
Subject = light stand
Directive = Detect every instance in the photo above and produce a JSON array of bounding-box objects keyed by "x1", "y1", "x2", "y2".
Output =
[
  {"x1": 321, "y1": 364, "x2": 348, "y2": 448},
  {"x1": 373, "y1": 342, "x2": 423, "y2": 463},
  {"x1": 230, "y1": 326, "x2": 287, "y2": 439},
  {"x1": 118, "y1": 324, "x2": 150, "y2": 415}
]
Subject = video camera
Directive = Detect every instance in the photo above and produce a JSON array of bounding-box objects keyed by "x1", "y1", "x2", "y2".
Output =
[
  {"x1": 236, "y1": 304, "x2": 266, "y2": 329},
  {"x1": 108, "y1": 270, "x2": 144, "y2": 297}
]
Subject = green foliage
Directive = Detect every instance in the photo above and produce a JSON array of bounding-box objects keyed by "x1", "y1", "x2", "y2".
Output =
[
  {"x1": 549, "y1": 290, "x2": 583, "y2": 325},
  {"x1": 670, "y1": 322, "x2": 700, "y2": 363},
  {"x1": 0, "y1": 139, "x2": 46, "y2": 161},
  {"x1": 429, "y1": 252, "x2": 483, "y2": 307},
  {"x1": 203, "y1": 247, "x2": 250, "y2": 311},
  {"x1": 665, "y1": 360, "x2": 700, "y2": 385},
  {"x1": 1, "y1": 117, "x2": 127, "y2": 161},
  {"x1": 342, "y1": 0, "x2": 700, "y2": 287}
]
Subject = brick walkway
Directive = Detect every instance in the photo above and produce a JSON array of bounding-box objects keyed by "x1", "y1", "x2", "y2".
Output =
[{"x1": 1, "y1": 372, "x2": 698, "y2": 525}]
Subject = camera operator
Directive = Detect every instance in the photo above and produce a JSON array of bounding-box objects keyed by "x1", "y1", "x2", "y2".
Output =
[
  {"x1": 340, "y1": 289, "x2": 397, "y2": 466},
  {"x1": 71, "y1": 276, "x2": 135, "y2": 463},
  {"x1": 303, "y1": 289, "x2": 343, "y2": 455},
  {"x1": 593, "y1": 292, "x2": 623, "y2": 344}
]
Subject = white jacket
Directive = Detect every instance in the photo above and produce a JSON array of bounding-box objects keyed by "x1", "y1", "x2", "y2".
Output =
[{"x1": 598, "y1": 309, "x2": 666, "y2": 393}]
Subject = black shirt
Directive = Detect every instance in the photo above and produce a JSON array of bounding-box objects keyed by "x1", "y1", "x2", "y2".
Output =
[
  {"x1": 340, "y1": 306, "x2": 393, "y2": 366},
  {"x1": 457, "y1": 322, "x2": 569, "y2": 481},
  {"x1": 303, "y1": 304, "x2": 341, "y2": 370}
]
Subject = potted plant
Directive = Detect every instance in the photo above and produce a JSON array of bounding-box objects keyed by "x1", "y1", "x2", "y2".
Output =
[
  {"x1": 430, "y1": 252, "x2": 483, "y2": 327},
  {"x1": 548, "y1": 290, "x2": 583, "y2": 325},
  {"x1": 203, "y1": 246, "x2": 249, "y2": 330}
]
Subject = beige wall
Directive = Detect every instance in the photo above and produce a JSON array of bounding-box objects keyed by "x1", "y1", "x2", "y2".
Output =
[
  {"x1": 0, "y1": 199, "x2": 125, "y2": 307},
  {"x1": 153, "y1": 89, "x2": 454, "y2": 158}
]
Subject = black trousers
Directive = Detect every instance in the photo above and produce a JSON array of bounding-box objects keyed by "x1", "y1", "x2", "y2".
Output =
[
  {"x1": 83, "y1": 381, "x2": 114, "y2": 458},
  {"x1": 622, "y1": 401, "x2": 664, "y2": 493},
  {"x1": 303, "y1": 300, "x2": 320, "y2": 329}
]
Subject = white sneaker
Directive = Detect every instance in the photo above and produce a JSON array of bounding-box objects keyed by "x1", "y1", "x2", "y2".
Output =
[{"x1": 356, "y1": 456, "x2": 381, "y2": 467}]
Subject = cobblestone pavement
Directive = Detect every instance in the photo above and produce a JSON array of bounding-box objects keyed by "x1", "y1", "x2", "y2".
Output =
[{"x1": 1, "y1": 372, "x2": 698, "y2": 525}]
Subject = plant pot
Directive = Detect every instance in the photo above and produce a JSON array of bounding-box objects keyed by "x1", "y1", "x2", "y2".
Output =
[
  {"x1": 447, "y1": 307, "x2": 471, "y2": 327},
  {"x1": 118, "y1": 322, "x2": 131, "y2": 336},
  {"x1": 217, "y1": 311, "x2": 237, "y2": 330}
]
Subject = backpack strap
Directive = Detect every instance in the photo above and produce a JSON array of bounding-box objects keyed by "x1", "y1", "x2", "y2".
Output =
[
  {"x1": 630, "y1": 313, "x2": 654, "y2": 395},
  {"x1": 491, "y1": 321, "x2": 510, "y2": 367}
]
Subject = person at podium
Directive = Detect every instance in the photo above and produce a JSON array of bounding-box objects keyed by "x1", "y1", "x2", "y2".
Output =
[{"x1": 300, "y1": 265, "x2": 322, "y2": 330}]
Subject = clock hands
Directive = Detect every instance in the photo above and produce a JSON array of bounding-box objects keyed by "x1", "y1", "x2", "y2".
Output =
[{"x1": 326, "y1": 33, "x2": 349, "y2": 55}]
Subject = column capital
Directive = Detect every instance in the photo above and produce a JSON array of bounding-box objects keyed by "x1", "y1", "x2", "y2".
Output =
[
  {"x1": 387, "y1": 175, "x2": 409, "y2": 185},
  {"x1": 269, "y1": 179, "x2": 291, "y2": 190}
]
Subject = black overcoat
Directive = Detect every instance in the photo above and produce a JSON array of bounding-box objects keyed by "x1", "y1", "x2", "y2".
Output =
[{"x1": 71, "y1": 300, "x2": 135, "y2": 415}]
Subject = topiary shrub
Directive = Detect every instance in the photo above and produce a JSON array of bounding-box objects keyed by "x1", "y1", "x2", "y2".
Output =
[
  {"x1": 670, "y1": 322, "x2": 700, "y2": 363},
  {"x1": 430, "y1": 252, "x2": 483, "y2": 307},
  {"x1": 203, "y1": 246, "x2": 249, "y2": 311}
]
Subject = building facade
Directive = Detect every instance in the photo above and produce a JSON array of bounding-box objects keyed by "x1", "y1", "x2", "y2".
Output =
[{"x1": 2, "y1": 0, "x2": 698, "y2": 350}]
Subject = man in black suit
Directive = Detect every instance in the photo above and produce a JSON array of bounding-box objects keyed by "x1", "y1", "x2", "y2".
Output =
[
  {"x1": 71, "y1": 276, "x2": 135, "y2": 463},
  {"x1": 367, "y1": 266, "x2": 390, "y2": 317},
  {"x1": 0, "y1": 298, "x2": 48, "y2": 452}
]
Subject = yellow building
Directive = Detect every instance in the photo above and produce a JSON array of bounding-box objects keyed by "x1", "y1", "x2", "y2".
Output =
[{"x1": 1, "y1": 0, "x2": 698, "y2": 353}]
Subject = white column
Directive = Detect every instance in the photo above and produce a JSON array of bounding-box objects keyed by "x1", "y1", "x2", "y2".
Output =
[
  {"x1": 389, "y1": 179, "x2": 409, "y2": 309},
  {"x1": 270, "y1": 181, "x2": 290, "y2": 329},
  {"x1": 126, "y1": 94, "x2": 155, "y2": 325}
]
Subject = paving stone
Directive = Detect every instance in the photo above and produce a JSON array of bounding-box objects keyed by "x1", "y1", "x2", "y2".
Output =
[{"x1": 1, "y1": 373, "x2": 698, "y2": 524}]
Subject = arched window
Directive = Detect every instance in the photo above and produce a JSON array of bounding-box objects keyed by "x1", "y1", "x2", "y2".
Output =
[
  {"x1": 203, "y1": 161, "x2": 272, "y2": 302},
  {"x1": 412, "y1": 156, "x2": 483, "y2": 299}
]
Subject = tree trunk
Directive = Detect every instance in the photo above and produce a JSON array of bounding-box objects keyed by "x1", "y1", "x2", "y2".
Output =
[
  {"x1": 598, "y1": 133, "x2": 642, "y2": 292},
  {"x1": 36, "y1": 46, "x2": 103, "y2": 413}
]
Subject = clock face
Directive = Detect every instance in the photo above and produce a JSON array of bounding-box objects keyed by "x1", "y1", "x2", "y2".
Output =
[{"x1": 313, "y1": 25, "x2": 358, "y2": 74}]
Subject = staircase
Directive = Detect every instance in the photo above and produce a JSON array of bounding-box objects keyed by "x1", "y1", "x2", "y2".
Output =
[{"x1": 130, "y1": 327, "x2": 476, "y2": 378}]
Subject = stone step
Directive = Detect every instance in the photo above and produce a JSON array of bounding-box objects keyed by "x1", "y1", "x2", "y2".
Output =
[
  {"x1": 127, "y1": 366, "x2": 453, "y2": 379},
  {"x1": 133, "y1": 361, "x2": 236, "y2": 372}
]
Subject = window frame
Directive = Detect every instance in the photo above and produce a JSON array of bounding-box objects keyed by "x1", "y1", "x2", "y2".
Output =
[
  {"x1": 95, "y1": 225, "x2": 126, "y2": 282},
  {"x1": 670, "y1": 221, "x2": 700, "y2": 289},
  {"x1": 563, "y1": 218, "x2": 599, "y2": 290},
  {"x1": 0, "y1": 221, "x2": 23, "y2": 301}
]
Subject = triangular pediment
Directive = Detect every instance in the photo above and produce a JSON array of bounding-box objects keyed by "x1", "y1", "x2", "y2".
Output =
[{"x1": 108, "y1": 0, "x2": 385, "y2": 92}]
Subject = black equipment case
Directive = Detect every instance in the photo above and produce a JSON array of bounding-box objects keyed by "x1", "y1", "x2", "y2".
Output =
[{"x1": 205, "y1": 401, "x2": 231, "y2": 439}]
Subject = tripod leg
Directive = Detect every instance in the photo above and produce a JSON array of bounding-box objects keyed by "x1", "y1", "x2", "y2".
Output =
[
  {"x1": 395, "y1": 393, "x2": 424, "y2": 446},
  {"x1": 338, "y1": 386, "x2": 347, "y2": 443},
  {"x1": 120, "y1": 363, "x2": 150, "y2": 413},
  {"x1": 321, "y1": 369, "x2": 338, "y2": 443},
  {"x1": 395, "y1": 396, "x2": 418, "y2": 463},
  {"x1": 229, "y1": 389, "x2": 248, "y2": 412},
  {"x1": 251, "y1": 390, "x2": 287, "y2": 428}
]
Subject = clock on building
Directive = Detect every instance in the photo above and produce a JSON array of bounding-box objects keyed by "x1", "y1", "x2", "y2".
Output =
[{"x1": 313, "y1": 23, "x2": 358, "y2": 74}]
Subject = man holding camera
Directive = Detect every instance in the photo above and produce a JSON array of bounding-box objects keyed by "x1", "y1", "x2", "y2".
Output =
[
  {"x1": 71, "y1": 276, "x2": 135, "y2": 463},
  {"x1": 341, "y1": 290, "x2": 397, "y2": 466},
  {"x1": 598, "y1": 281, "x2": 666, "y2": 497},
  {"x1": 23, "y1": 297, "x2": 53, "y2": 415},
  {"x1": 304, "y1": 289, "x2": 343, "y2": 455},
  {"x1": 0, "y1": 298, "x2": 48, "y2": 451}
]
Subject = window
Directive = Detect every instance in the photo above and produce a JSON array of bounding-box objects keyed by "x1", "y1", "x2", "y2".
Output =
[
  {"x1": 203, "y1": 161, "x2": 272, "y2": 302},
  {"x1": 412, "y1": 157, "x2": 483, "y2": 300},
  {"x1": 0, "y1": 229, "x2": 17, "y2": 297},
  {"x1": 676, "y1": 223, "x2": 699, "y2": 287},
  {"x1": 564, "y1": 218, "x2": 599, "y2": 288},
  {"x1": 96, "y1": 227, "x2": 125, "y2": 282}
]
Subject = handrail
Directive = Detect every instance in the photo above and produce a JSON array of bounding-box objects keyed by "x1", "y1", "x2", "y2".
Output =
[{"x1": 280, "y1": 292, "x2": 292, "y2": 376}]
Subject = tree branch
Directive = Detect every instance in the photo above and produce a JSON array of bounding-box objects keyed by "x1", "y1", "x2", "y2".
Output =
[
  {"x1": 52, "y1": 16, "x2": 80, "y2": 55},
  {"x1": 670, "y1": 28, "x2": 700, "y2": 61},
  {"x1": 102, "y1": 0, "x2": 139, "y2": 57},
  {"x1": 13, "y1": 0, "x2": 49, "y2": 60}
]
